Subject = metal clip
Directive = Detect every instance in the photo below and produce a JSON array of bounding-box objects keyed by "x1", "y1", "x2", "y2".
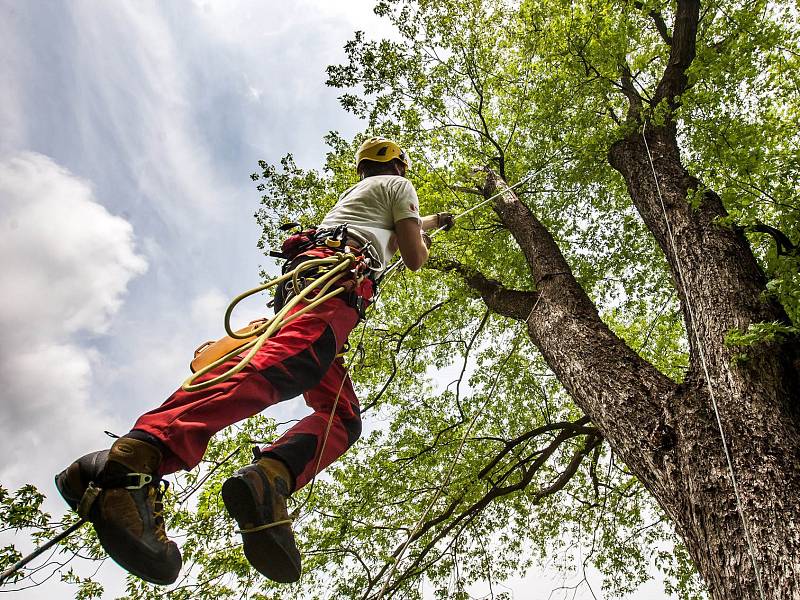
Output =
[{"x1": 125, "y1": 473, "x2": 153, "y2": 490}]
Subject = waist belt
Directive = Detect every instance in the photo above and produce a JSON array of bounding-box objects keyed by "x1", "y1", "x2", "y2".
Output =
[
  {"x1": 272, "y1": 223, "x2": 383, "y2": 277},
  {"x1": 270, "y1": 223, "x2": 379, "y2": 319},
  {"x1": 273, "y1": 248, "x2": 375, "y2": 319}
]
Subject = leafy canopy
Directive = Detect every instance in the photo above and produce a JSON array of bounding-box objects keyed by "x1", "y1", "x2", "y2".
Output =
[{"x1": 2, "y1": 1, "x2": 798, "y2": 599}]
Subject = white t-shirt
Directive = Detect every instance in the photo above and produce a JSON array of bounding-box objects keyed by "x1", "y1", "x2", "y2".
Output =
[{"x1": 319, "y1": 175, "x2": 421, "y2": 272}]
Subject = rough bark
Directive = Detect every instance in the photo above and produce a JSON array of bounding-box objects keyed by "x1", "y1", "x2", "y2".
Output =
[
  {"x1": 429, "y1": 257, "x2": 538, "y2": 321},
  {"x1": 607, "y1": 120, "x2": 800, "y2": 600},
  {"x1": 454, "y1": 2, "x2": 800, "y2": 597},
  {"x1": 474, "y1": 143, "x2": 800, "y2": 598},
  {"x1": 606, "y1": 3, "x2": 800, "y2": 594}
]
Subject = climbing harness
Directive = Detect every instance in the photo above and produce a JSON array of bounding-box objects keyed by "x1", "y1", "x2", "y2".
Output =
[
  {"x1": 183, "y1": 254, "x2": 356, "y2": 392},
  {"x1": 641, "y1": 121, "x2": 766, "y2": 600},
  {"x1": 183, "y1": 225, "x2": 377, "y2": 393}
]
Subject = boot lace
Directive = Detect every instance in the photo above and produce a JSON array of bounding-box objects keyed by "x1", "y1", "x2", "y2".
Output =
[{"x1": 149, "y1": 480, "x2": 170, "y2": 543}]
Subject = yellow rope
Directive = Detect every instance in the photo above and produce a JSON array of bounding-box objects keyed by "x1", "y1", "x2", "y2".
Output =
[
  {"x1": 235, "y1": 519, "x2": 294, "y2": 534},
  {"x1": 181, "y1": 253, "x2": 357, "y2": 392}
]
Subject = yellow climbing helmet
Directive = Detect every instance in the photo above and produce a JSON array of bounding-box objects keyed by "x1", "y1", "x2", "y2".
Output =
[{"x1": 355, "y1": 137, "x2": 411, "y2": 171}]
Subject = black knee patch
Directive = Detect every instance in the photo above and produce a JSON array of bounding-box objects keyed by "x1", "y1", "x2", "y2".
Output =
[
  {"x1": 263, "y1": 435, "x2": 317, "y2": 482},
  {"x1": 343, "y1": 406, "x2": 362, "y2": 448},
  {"x1": 260, "y1": 326, "x2": 337, "y2": 400}
]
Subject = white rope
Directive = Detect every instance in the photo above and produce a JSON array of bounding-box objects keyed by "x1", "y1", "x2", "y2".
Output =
[
  {"x1": 641, "y1": 122, "x2": 766, "y2": 600},
  {"x1": 371, "y1": 193, "x2": 545, "y2": 600},
  {"x1": 449, "y1": 168, "x2": 542, "y2": 223},
  {"x1": 380, "y1": 166, "x2": 545, "y2": 281}
]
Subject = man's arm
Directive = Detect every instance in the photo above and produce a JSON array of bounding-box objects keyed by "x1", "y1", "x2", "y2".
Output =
[
  {"x1": 420, "y1": 212, "x2": 454, "y2": 231},
  {"x1": 393, "y1": 217, "x2": 429, "y2": 271}
]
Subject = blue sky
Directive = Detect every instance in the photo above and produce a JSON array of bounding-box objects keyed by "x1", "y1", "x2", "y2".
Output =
[
  {"x1": 0, "y1": 2, "x2": 672, "y2": 598},
  {"x1": 1, "y1": 0, "x2": 379, "y2": 481},
  {"x1": 1, "y1": 1, "x2": 379, "y2": 596}
]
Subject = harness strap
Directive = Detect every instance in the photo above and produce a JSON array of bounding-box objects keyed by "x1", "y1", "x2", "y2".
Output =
[
  {"x1": 275, "y1": 243, "x2": 375, "y2": 319},
  {"x1": 75, "y1": 472, "x2": 156, "y2": 520},
  {"x1": 77, "y1": 484, "x2": 101, "y2": 520}
]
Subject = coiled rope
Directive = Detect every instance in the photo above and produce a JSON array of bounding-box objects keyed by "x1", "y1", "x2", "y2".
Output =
[{"x1": 181, "y1": 252, "x2": 359, "y2": 392}]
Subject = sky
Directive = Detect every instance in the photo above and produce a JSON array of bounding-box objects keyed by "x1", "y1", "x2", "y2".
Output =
[{"x1": 0, "y1": 1, "x2": 673, "y2": 598}]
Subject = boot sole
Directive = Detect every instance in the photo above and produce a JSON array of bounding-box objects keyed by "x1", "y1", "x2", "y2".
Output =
[
  {"x1": 54, "y1": 470, "x2": 79, "y2": 511},
  {"x1": 221, "y1": 475, "x2": 301, "y2": 583},
  {"x1": 93, "y1": 522, "x2": 180, "y2": 586}
]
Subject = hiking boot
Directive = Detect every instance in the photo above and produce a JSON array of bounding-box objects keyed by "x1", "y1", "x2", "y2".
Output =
[
  {"x1": 55, "y1": 449, "x2": 109, "y2": 511},
  {"x1": 221, "y1": 453, "x2": 301, "y2": 583},
  {"x1": 56, "y1": 438, "x2": 182, "y2": 585}
]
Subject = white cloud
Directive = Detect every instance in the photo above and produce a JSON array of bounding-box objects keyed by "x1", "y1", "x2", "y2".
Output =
[
  {"x1": 190, "y1": 288, "x2": 229, "y2": 324},
  {"x1": 0, "y1": 152, "x2": 147, "y2": 341},
  {"x1": 0, "y1": 152, "x2": 146, "y2": 493}
]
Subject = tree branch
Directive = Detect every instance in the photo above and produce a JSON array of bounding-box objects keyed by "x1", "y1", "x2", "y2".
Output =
[
  {"x1": 747, "y1": 223, "x2": 798, "y2": 257},
  {"x1": 427, "y1": 257, "x2": 538, "y2": 321},
  {"x1": 384, "y1": 429, "x2": 603, "y2": 592},
  {"x1": 620, "y1": 60, "x2": 643, "y2": 122},
  {"x1": 449, "y1": 185, "x2": 484, "y2": 196},
  {"x1": 654, "y1": 0, "x2": 700, "y2": 108},
  {"x1": 477, "y1": 168, "x2": 678, "y2": 502},
  {"x1": 633, "y1": 1, "x2": 673, "y2": 45},
  {"x1": 478, "y1": 416, "x2": 593, "y2": 479},
  {"x1": 362, "y1": 301, "x2": 450, "y2": 412}
]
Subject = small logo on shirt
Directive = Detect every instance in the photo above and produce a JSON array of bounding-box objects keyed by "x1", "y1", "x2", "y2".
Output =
[{"x1": 409, "y1": 203, "x2": 418, "y2": 212}]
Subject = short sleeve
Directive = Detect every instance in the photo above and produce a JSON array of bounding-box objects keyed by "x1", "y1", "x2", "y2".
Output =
[{"x1": 388, "y1": 178, "x2": 422, "y2": 224}]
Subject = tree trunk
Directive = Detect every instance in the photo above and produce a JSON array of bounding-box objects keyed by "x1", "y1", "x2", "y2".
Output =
[
  {"x1": 606, "y1": 124, "x2": 800, "y2": 600},
  {"x1": 479, "y1": 127, "x2": 800, "y2": 596},
  {"x1": 459, "y1": 1, "x2": 800, "y2": 596}
]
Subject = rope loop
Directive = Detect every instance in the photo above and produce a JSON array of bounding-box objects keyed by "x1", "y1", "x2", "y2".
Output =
[
  {"x1": 182, "y1": 253, "x2": 357, "y2": 392},
  {"x1": 235, "y1": 518, "x2": 294, "y2": 534}
]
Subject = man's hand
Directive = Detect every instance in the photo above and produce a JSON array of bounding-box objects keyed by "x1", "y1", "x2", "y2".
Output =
[
  {"x1": 436, "y1": 212, "x2": 455, "y2": 231},
  {"x1": 420, "y1": 212, "x2": 455, "y2": 232}
]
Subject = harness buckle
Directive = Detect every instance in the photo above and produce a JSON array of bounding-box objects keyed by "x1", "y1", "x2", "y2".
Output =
[{"x1": 125, "y1": 473, "x2": 154, "y2": 490}]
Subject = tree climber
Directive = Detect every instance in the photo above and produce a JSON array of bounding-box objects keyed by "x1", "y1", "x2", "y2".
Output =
[{"x1": 54, "y1": 137, "x2": 454, "y2": 586}]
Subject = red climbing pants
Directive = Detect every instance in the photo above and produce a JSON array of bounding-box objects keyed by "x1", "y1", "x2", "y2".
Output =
[{"x1": 131, "y1": 295, "x2": 362, "y2": 491}]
